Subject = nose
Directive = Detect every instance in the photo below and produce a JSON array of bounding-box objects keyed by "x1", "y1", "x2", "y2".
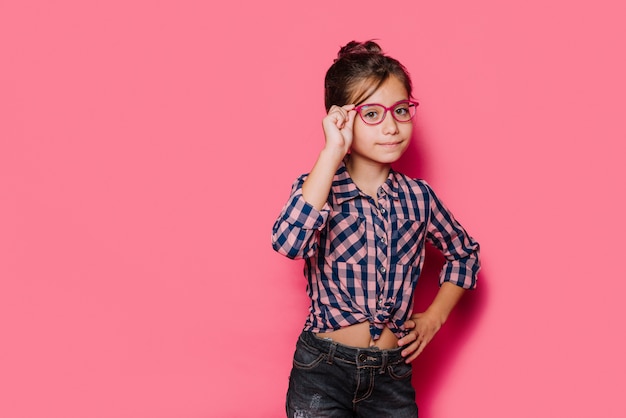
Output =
[{"x1": 381, "y1": 110, "x2": 399, "y2": 135}]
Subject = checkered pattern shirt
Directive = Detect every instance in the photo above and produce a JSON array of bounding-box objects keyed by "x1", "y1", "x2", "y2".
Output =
[{"x1": 271, "y1": 161, "x2": 480, "y2": 340}]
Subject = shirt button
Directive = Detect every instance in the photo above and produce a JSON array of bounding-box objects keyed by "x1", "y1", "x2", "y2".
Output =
[
  {"x1": 378, "y1": 266, "x2": 386, "y2": 275},
  {"x1": 380, "y1": 235, "x2": 387, "y2": 244},
  {"x1": 380, "y1": 207, "x2": 387, "y2": 215}
]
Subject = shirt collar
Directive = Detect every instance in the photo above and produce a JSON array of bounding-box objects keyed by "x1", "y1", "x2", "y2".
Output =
[{"x1": 332, "y1": 160, "x2": 400, "y2": 205}]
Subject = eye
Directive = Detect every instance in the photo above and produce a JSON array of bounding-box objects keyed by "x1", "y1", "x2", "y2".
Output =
[
  {"x1": 357, "y1": 104, "x2": 385, "y2": 124},
  {"x1": 363, "y1": 110, "x2": 379, "y2": 120},
  {"x1": 359, "y1": 106, "x2": 381, "y2": 122},
  {"x1": 394, "y1": 104, "x2": 410, "y2": 116},
  {"x1": 393, "y1": 102, "x2": 416, "y2": 121}
]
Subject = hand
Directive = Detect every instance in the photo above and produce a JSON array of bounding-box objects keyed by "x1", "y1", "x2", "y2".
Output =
[
  {"x1": 397, "y1": 311, "x2": 444, "y2": 363},
  {"x1": 322, "y1": 104, "x2": 356, "y2": 157}
]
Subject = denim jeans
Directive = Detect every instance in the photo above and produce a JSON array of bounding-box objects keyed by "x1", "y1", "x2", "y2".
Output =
[{"x1": 286, "y1": 331, "x2": 418, "y2": 418}]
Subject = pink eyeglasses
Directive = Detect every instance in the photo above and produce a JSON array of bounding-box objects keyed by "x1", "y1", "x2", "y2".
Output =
[{"x1": 354, "y1": 100, "x2": 419, "y2": 125}]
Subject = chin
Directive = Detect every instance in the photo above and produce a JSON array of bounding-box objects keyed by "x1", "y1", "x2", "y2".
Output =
[{"x1": 378, "y1": 153, "x2": 406, "y2": 165}]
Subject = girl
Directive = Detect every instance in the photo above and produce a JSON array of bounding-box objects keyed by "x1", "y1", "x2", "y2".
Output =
[{"x1": 272, "y1": 40, "x2": 480, "y2": 418}]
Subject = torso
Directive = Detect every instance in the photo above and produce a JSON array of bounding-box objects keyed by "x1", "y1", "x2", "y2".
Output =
[{"x1": 316, "y1": 322, "x2": 399, "y2": 349}]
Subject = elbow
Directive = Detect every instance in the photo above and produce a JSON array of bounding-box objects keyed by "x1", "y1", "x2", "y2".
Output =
[
  {"x1": 271, "y1": 239, "x2": 303, "y2": 260},
  {"x1": 441, "y1": 253, "x2": 480, "y2": 290},
  {"x1": 271, "y1": 233, "x2": 310, "y2": 260}
]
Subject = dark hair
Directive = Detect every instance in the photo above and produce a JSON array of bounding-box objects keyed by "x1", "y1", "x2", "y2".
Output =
[{"x1": 324, "y1": 40, "x2": 413, "y2": 112}]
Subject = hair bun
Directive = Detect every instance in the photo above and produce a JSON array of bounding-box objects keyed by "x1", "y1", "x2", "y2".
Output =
[{"x1": 336, "y1": 40, "x2": 383, "y2": 60}]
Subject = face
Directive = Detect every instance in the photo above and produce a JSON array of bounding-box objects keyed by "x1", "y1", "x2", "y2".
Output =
[{"x1": 350, "y1": 76, "x2": 413, "y2": 168}]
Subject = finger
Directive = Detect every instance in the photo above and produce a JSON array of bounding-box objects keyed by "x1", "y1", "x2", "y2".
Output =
[
  {"x1": 330, "y1": 105, "x2": 349, "y2": 115},
  {"x1": 401, "y1": 339, "x2": 422, "y2": 363},
  {"x1": 324, "y1": 114, "x2": 346, "y2": 131},
  {"x1": 345, "y1": 109, "x2": 356, "y2": 127},
  {"x1": 404, "y1": 329, "x2": 435, "y2": 362},
  {"x1": 337, "y1": 115, "x2": 348, "y2": 130},
  {"x1": 405, "y1": 341, "x2": 425, "y2": 363},
  {"x1": 339, "y1": 112, "x2": 355, "y2": 134},
  {"x1": 328, "y1": 105, "x2": 346, "y2": 116},
  {"x1": 329, "y1": 109, "x2": 348, "y2": 129},
  {"x1": 408, "y1": 333, "x2": 431, "y2": 362},
  {"x1": 415, "y1": 332, "x2": 434, "y2": 356},
  {"x1": 403, "y1": 319, "x2": 416, "y2": 329},
  {"x1": 397, "y1": 329, "x2": 418, "y2": 347},
  {"x1": 331, "y1": 105, "x2": 355, "y2": 121}
]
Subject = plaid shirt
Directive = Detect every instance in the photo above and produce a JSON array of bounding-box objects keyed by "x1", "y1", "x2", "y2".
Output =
[{"x1": 272, "y1": 161, "x2": 480, "y2": 340}]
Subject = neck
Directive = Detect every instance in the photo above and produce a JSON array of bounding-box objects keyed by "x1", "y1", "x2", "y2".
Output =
[{"x1": 345, "y1": 156, "x2": 391, "y2": 199}]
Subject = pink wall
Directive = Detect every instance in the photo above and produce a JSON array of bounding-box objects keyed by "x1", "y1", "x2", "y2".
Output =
[{"x1": 2, "y1": 1, "x2": 625, "y2": 417}]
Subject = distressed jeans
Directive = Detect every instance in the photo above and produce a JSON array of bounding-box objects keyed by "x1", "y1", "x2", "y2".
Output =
[{"x1": 286, "y1": 331, "x2": 418, "y2": 418}]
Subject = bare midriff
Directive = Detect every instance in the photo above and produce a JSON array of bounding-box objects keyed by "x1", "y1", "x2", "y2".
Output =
[{"x1": 316, "y1": 321, "x2": 399, "y2": 349}]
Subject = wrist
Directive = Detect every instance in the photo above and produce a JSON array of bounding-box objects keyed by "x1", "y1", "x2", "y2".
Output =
[
  {"x1": 424, "y1": 306, "x2": 449, "y2": 325},
  {"x1": 319, "y1": 146, "x2": 346, "y2": 165}
]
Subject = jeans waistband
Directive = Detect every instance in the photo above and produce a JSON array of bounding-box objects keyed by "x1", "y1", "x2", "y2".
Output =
[{"x1": 299, "y1": 330, "x2": 406, "y2": 367}]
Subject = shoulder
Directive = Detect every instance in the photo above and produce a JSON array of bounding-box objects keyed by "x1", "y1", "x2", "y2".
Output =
[{"x1": 391, "y1": 170, "x2": 434, "y2": 199}]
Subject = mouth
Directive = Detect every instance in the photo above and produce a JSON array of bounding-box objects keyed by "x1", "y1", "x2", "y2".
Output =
[{"x1": 378, "y1": 140, "x2": 404, "y2": 147}]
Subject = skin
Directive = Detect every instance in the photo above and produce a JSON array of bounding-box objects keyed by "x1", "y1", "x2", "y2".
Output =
[{"x1": 302, "y1": 76, "x2": 465, "y2": 362}]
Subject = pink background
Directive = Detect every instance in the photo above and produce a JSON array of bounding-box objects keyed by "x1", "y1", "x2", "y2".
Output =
[{"x1": 2, "y1": 1, "x2": 625, "y2": 417}]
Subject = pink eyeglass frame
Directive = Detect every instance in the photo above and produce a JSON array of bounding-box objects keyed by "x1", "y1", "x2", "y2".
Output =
[{"x1": 354, "y1": 100, "x2": 419, "y2": 125}]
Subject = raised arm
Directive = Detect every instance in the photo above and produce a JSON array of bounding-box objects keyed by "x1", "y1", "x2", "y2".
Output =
[
  {"x1": 302, "y1": 104, "x2": 356, "y2": 209},
  {"x1": 271, "y1": 105, "x2": 356, "y2": 259}
]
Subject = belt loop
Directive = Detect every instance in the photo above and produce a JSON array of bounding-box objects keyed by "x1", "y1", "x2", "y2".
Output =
[
  {"x1": 379, "y1": 350, "x2": 388, "y2": 374},
  {"x1": 327, "y1": 342, "x2": 337, "y2": 365}
]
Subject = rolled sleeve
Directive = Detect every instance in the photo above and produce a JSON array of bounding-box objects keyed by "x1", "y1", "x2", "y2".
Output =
[
  {"x1": 271, "y1": 176, "x2": 330, "y2": 259},
  {"x1": 280, "y1": 191, "x2": 330, "y2": 230},
  {"x1": 424, "y1": 183, "x2": 481, "y2": 289},
  {"x1": 439, "y1": 249, "x2": 480, "y2": 289}
]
